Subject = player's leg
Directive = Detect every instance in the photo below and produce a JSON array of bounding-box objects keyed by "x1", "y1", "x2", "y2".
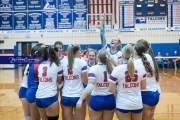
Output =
[
  {"x1": 61, "y1": 105, "x2": 73, "y2": 120},
  {"x1": 74, "y1": 102, "x2": 86, "y2": 120},
  {"x1": 117, "y1": 110, "x2": 131, "y2": 120},
  {"x1": 19, "y1": 87, "x2": 31, "y2": 119},
  {"x1": 131, "y1": 109, "x2": 143, "y2": 120},
  {"x1": 89, "y1": 107, "x2": 103, "y2": 120},
  {"x1": 30, "y1": 102, "x2": 40, "y2": 120},
  {"x1": 102, "y1": 109, "x2": 115, "y2": 120},
  {"x1": 36, "y1": 98, "x2": 48, "y2": 120},
  {"x1": 60, "y1": 96, "x2": 73, "y2": 120}
]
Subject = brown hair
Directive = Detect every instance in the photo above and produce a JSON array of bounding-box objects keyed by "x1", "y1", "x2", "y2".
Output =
[{"x1": 137, "y1": 39, "x2": 159, "y2": 81}]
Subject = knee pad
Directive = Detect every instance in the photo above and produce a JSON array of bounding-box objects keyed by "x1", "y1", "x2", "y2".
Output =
[{"x1": 47, "y1": 115, "x2": 59, "y2": 120}]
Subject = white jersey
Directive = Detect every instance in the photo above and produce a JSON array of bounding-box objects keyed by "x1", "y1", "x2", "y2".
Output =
[
  {"x1": 142, "y1": 54, "x2": 158, "y2": 92},
  {"x1": 36, "y1": 61, "x2": 63, "y2": 98},
  {"x1": 105, "y1": 45, "x2": 122, "y2": 64},
  {"x1": 59, "y1": 56, "x2": 67, "y2": 87},
  {"x1": 62, "y1": 58, "x2": 87, "y2": 97},
  {"x1": 88, "y1": 64, "x2": 113, "y2": 96},
  {"x1": 108, "y1": 60, "x2": 147, "y2": 110},
  {"x1": 21, "y1": 64, "x2": 29, "y2": 88}
]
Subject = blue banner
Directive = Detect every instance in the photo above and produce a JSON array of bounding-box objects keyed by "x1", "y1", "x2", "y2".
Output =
[
  {"x1": 28, "y1": 0, "x2": 42, "y2": 10},
  {"x1": 14, "y1": 12, "x2": 27, "y2": 30},
  {"x1": 0, "y1": 0, "x2": 12, "y2": 11},
  {"x1": 13, "y1": 0, "x2": 27, "y2": 11},
  {"x1": 43, "y1": 11, "x2": 57, "y2": 29},
  {"x1": 0, "y1": 12, "x2": 13, "y2": 30},
  {"x1": 28, "y1": 12, "x2": 42, "y2": 30},
  {"x1": 73, "y1": 0, "x2": 87, "y2": 9},
  {"x1": 58, "y1": 0, "x2": 72, "y2": 9},
  {"x1": 73, "y1": 10, "x2": 87, "y2": 29},
  {"x1": 0, "y1": 56, "x2": 46, "y2": 64},
  {"x1": 43, "y1": 0, "x2": 56, "y2": 10},
  {"x1": 58, "y1": 10, "x2": 72, "y2": 29}
]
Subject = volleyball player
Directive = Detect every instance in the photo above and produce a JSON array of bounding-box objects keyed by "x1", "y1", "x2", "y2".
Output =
[
  {"x1": 53, "y1": 41, "x2": 67, "y2": 120},
  {"x1": 100, "y1": 14, "x2": 123, "y2": 66},
  {"x1": 108, "y1": 44, "x2": 146, "y2": 120},
  {"x1": 25, "y1": 46, "x2": 45, "y2": 120},
  {"x1": 18, "y1": 64, "x2": 30, "y2": 120},
  {"x1": 36, "y1": 46, "x2": 62, "y2": 120},
  {"x1": 76, "y1": 48, "x2": 115, "y2": 120},
  {"x1": 86, "y1": 49, "x2": 97, "y2": 106},
  {"x1": 136, "y1": 39, "x2": 160, "y2": 120},
  {"x1": 18, "y1": 43, "x2": 45, "y2": 120},
  {"x1": 59, "y1": 44, "x2": 88, "y2": 120}
]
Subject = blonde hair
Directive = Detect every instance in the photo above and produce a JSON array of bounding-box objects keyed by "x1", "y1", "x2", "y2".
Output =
[
  {"x1": 122, "y1": 44, "x2": 134, "y2": 79},
  {"x1": 98, "y1": 48, "x2": 113, "y2": 74},
  {"x1": 67, "y1": 44, "x2": 80, "y2": 70}
]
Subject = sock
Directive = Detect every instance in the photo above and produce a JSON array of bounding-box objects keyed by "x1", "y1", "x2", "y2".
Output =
[
  {"x1": 24, "y1": 116, "x2": 31, "y2": 120},
  {"x1": 47, "y1": 115, "x2": 59, "y2": 120}
]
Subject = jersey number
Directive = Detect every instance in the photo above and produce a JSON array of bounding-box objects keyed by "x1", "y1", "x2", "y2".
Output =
[
  {"x1": 103, "y1": 71, "x2": 107, "y2": 82},
  {"x1": 42, "y1": 66, "x2": 48, "y2": 77},
  {"x1": 125, "y1": 71, "x2": 138, "y2": 83},
  {"x1": 68, "y1": 68, "x2": 73, "y2": 75}
]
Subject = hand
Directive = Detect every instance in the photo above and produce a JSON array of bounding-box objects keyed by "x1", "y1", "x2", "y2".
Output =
[{"x1": 76, "y1": 99, "x2": 83, "y2": 109}]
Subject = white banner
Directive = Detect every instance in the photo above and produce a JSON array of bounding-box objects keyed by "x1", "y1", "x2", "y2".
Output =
[{"x1": 146, "y1": 16, "x2": 167, "y2": 24}]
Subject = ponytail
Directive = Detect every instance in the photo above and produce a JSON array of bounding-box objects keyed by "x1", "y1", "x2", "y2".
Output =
[
  {"x1": 127, "y1": 56, "x2": 135, "y2": 79},
  {"x1": 142, "y1": 53, "x2": 153, "y2": 77},
  {"x1": 106, "y1": 55, "x2": 113, "y2": 74},
  {"x1": 147, "y1": 48, "x2": 159, "y2": 81},
  {"x1": 98, "y1": 48, "x2": 113, "y2": 74},
  {"x1": 67, "y1": 44, "x2": 80, "y2": 70},
  {"x1": 137, "y1": 39, "x2": 159, "y2": 82},
  {"x1": 49, "y1": 46, "x2": 60, "y2": 66}
]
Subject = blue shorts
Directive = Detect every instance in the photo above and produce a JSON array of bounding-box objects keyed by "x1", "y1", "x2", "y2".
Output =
[
  {"x1": 141, "y1": 90, "x2": 159, "y2": 106},
  {"x1": 18, "y1": 87, "x2": 27, "y2": 98},
  {"x1": 117, "y1": 108, "x2": 143, "y2": 113},
  {"x1": 26, "y1": 88, "x2": 37, "y2": 103},
  {"x1": 61, "y1": 96, "x2": 86, "y2": 107},
  {"x1": 89, "y1": 94, "x2": 116, "y2": 111},
  {"x1": 36, "y1": 95, "x2": 58, "y2": 108}
]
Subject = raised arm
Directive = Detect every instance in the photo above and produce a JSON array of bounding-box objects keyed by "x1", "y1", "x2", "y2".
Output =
[{"x1": 100, "y1": 13, "x2": 106, "y2": 48}]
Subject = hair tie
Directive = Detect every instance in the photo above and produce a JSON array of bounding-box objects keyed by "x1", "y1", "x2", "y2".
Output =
[
  {"x1": 149, "y1": 44, "x2": 151, "y2": 48},
  {"x1": 34, "y1": 51, "x2": 38, "y2": 54}
]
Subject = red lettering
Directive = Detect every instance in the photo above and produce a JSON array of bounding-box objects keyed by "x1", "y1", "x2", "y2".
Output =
[
  {"x1": 39, "y1": 77, "x2": 52, "y2": 82},
  {"x1": 96, "y1": 82, "x2": 109, "y2": 87},
  {"x1": 64, "y1": 75, "x2": 79, "y2": 80},
  {"x1": 123, "y1": 82, "x2": 139, "y2": 88}
]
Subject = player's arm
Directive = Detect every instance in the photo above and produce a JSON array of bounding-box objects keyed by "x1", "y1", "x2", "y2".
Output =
[
  {"x1": 76, "y1": 79, "x2": 95, "y2": 109},
  {"x1": 108, "y1": 82, "x2": 116, "y2": 94},
  {"x1": 141, "y1": 74, "x2": 147, "y2": 89},
  {"x1": 100, "y1": 13, "x2": 106, "y2": 48},
  {"x1": 108, "y1": 71, "x2": 118, "y2": 97}
]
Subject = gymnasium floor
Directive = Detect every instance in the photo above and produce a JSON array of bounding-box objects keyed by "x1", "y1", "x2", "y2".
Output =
[{"x1": 0, "y1": 67, "x2": 180, "y2": 120}]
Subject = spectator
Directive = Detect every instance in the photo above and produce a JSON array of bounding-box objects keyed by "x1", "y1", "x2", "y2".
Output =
[
  {"x1": 156, "y1": 52, "x2": 164, "y2": 68},
  {"x1": 173, "y1": 51, "x2": 180, "y2": 69},
  {"x1": 164, "y1": 53, "x2": 171, "y2": 68}
]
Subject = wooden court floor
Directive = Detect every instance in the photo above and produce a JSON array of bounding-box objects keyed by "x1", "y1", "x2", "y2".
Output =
[{"x1": 0, "y1": 67, "x2": 180, "y2": 120}]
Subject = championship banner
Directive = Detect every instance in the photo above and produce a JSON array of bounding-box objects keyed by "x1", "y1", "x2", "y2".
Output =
[
  {"x1": 13, "y1": 0, "x2": 27, "y2": 11},
  {"x1": 58, "y1": 10, "x2": 72, "y2": 29},
  {"x1": 14, "y1": 12, "x2": 27, "y2": 30},
  {"x1": 43, "y1": 11, "x2": 57, "y2": 29},
  {"x1": 0, "y1": 12, "x2": 13, "y2": 30},
  {"x1": 28, "y1": 12, "x2": 42, "y2": 30}
]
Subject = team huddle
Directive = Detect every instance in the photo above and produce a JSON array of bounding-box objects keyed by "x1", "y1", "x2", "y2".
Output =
[{"x1": 18, "y1": 16, "x2": 160, "y2": 120}]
